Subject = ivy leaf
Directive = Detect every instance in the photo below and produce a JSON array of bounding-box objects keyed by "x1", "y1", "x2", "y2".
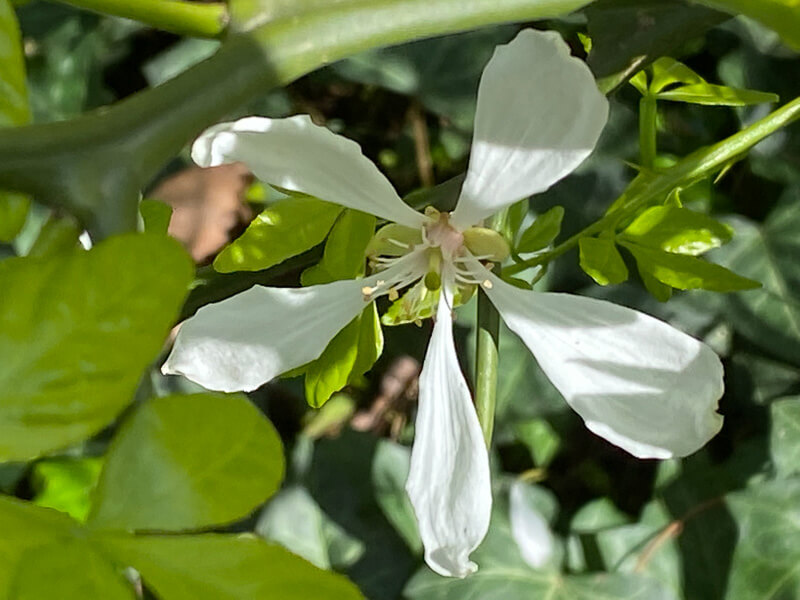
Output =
[
  {"x1": 0, "y1": 234, "x2": 193, "y2": 462},
  {"x1": 10, "y1": 539, "x2": 135, "y2": 600},
  {"x1": 619, "y1": 205, "x2": 733, "y2": 256},
  {"x1": 214, "y1": 196, "x2": 342, "y2": 273},
  {"x1": 0, "y1": 0, "x2": 32, "y2": 242},
  {"x1": 770, "y1": 396, "x2": 800, "y2": 478},
  {"x1": 656, "y1": 83, "x2": 779, "y2": 106},
  {"x1": 620, "y1": 241, "x2": 761, "y2": 292},
  {"x1": 579, "y1": 237, "x2": 629, "y2": 286},
  {"x1": 516, "y1": 206, "x2": 564, "y2": 253},
  {"x1": 98, "y1": 534, "x2": 365, "y2": 600},
  {"x1": 88, "y1": 394, "x2": 284, "y2": 531}
]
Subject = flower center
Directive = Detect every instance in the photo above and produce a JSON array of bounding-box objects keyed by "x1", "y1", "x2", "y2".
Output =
[{"x1": 424, "y1": 211, "x2": 465, "y2": 261}]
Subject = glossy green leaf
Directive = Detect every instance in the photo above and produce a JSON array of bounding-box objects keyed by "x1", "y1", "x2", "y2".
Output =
[
  {"x1": 10, "y1": 539, "x2": 135, "y2": 600},
  {"x1": 32, "y1": 457, "x2": 103, "y2": 523},
  {"x1": 301, "y1": 209, "x2": 375, "y2": 285},
  {"x1": 770, "y1": 396, "x2": 800, "y2": 478},
  {"x1": 649, "y1": 57, "x2": 704, "y2": 94},
  {"x1": 215, "y1": 196, "x2": 342, "y2": 273},
  {"x1": 305, "y1": 304, "x2": 383, "y2": 408},
  {"x1": 657, "y1": 83, "x2": 779, "y2": 106},
  {"x1": 139, "y1": 199, "x2": 173, "y2": 235},
  {"x1": 0, "y1": 234, "x2": 193, "y2": 462},
  {"x1": 516, "y1": 206, "x2": 565, "y2": 253},
  {"x1": 0, "y1": 0, "x2": 31, "y2": 242},
  {"x1": 727, "y1": 479, "x2": 800, "y2": 598},
  {"x1": 638, "y1": 262, "x2": 673, "y2": 302},
  {"x1": 693, "y1": 0, "x2": 800, "y2": 50},
  {"x1": 579, "y1": 237, "x2": 629, "y2": 286},
  {"x1": 620, "y1": 205, "x2": 733, "y2": 256},
  {"x1": 0, "y1": 495, "x2": 75, "y2": 592},
  {"x1": 620, "y1": 241, "x2": 761, "y2": 292},
  {"x1": 88, "y1": 394, "x2": 284, "y2": 531},
  {"x1": 256, "y1": 485, "x2": 364, "y2": 570},
  {"x1": 98, "y1": 533, "x2": 365, "y2": 600}
]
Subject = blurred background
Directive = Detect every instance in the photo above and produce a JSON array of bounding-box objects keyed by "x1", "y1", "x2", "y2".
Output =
[{"x1": 4, "y1": 1, "x2": 800, "y2": 598}]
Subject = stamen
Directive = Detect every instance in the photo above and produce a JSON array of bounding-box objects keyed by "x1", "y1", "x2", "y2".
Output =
[
  {"x1": 482, "y1": 280, "x2": 493, "y2": 289},
  {"x1": 388, "y1": 288, "x2": 399, "y2": 301}
]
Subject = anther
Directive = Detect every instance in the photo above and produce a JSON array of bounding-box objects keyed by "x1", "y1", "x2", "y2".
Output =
[{"x1": 482, "y1": 280, "x2": 493, "y2": 289}]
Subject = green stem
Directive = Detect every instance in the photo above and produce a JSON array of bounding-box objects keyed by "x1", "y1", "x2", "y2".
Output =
[
  {"x1": 639, "y1": 95, "x2": 657, "y2": 169},
  {"x1": 504, "y1": 94, "x2": 800, "y2": 277},
  {"x1": 0, "y1": 0, "x2": 593, "y2": 238},
  {"x1": 54, "y1": 0, "x2": 228, "y2": 38},
  {"x1": 474, "y1": 211, "x2": 506, "y2": 447}
]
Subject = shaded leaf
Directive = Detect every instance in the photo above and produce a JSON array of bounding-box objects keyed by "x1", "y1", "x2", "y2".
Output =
[
  {"x1": 770, "y1": 396, "x2": 800, "y2": 478},
  {"x1": 692, "y1": 0, "x2": 800, "y2": 50},
  {"x1": 579, "y1": 237, "x2": 629, "y2": 286},
  {"x1": 88, "y1": 394, "x2": 284, "y2": 531},
  {"x1": 139, "y1": 199, "x2": 173, "y2": 235},
  {"x1": 516, "y1": 206, "x2": 564, "y2": 253}
]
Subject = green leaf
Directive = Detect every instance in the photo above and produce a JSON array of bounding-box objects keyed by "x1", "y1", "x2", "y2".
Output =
[
  {"x1": 638, "y1": 262, "x2": 674, "y2": 302},
  {"x1": 692, "y1": 0, "x2": 800, "y2": 50},
  {"x1": 214, "y1": 196, "x2": 342, "y2": 273},
  {"x1": 0, "y1": 234, "x2": 193, "y2": 462},
  {"x1": 620, "y1": 241, "x2": 761, "y2": 292},
  {"x1": 98, "y1": 534, "x2": 365, "y2": 600},
  {"x1": 770, "y1": 396, "x2": 800, "y2": 478},
  {"x1": 657, "y1": 83, "x2": 779, "y2": 106},
  {"x1": 304, "y1": 305, "x2": 383, "y2": 408},
  {"x1": 88, "y1": 394, "x2": 284, "y2": 531},
  {"x1": 579, "y1": 237, "x2": 629, "y2": 286},
  {"x1": 372, "y1": 440, "x2": 421, "y2": 554},
  {"x1": 10, "y1": 539, "x2": 135, "y2": 600},
  {"x1": 0, "y1": 0, "x2": 31, "y2": 243},
  {"x1": 649, "y1": 57, "x2": 705, "y2": 94},
  {"x1": 586, "y1": 1, "x2": 727, "y2": 80},
  {"x1": 711, "y1": 204, "x2": 800, "y2": 365},
  {"x1": 139, "y1": 199, "x2": 173, "y2": 235},
  {"x1": 516, "y1": 206, "x2": 564, "y2": 253},
  {"x1": 32, "y1": 457, "x2": 103, "y2": 523},
  {"x1": 256, "y1": 485, "x2": 364, "y2": 570},
  {"x1": 620, "y1": 205, "x2": 733, "y2": 256},
  {"x1": 27, "y1": 215, "x2": 82, "y2": 258},
  {"x1": 301, "y1": 209, "x2": 375, "y2": 285},
  {"x1": 515, "y1": 419, "x2": 561, "y2": 468},
  {"x1": 726, "y1": 479, "x2": 800, "y2": 598}
]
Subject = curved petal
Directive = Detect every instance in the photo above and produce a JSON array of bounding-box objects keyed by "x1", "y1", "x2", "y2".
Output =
[
  {"x1": 192, "y1": 115, "x2": 426, "y2": 228},
  {"x1": 163, "y1": 277, "x2": 372, "y2": 393},
  {"x1": 406, "y1": 289, "x2": 492, "y2": 577},
  {"x1": 451, "y1": 29, "x2": 609, "y2": 229},
  {"x1": 481, "y1": 271, "x2": 723, "y2": 459}
]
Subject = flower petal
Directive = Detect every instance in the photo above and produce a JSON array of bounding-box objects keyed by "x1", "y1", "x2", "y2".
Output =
[
  {"x1": 451, "y1": 29, "x2": 609, "y2": 229},
  {"x1": 406, "y1": 289, "x2": 492, "y2": 577},
  {"x1": 192, "y1": 115, "x2": 426, "y2": 228},
  {"x1": 163, "y1": 277, "x2": 371, "y2": 393},
  {"x1": 482, "y1": 272, "x2": 723, "y2": 459},
  {"x1": 509, "y1": 480, "x2": 555, "y2": 569}
]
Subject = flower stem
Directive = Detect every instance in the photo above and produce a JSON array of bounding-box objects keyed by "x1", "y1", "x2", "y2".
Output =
[
  {"x1": 53, "y1": 0, "x2": 227, "y2": 39},
  {"x1": 475, "y1": 211, "x2": 506, "y2": 447},
  {"x1": 639, "y1": 95, "x2": 658, "y2": 169},
  {"x1": 504, "y1": 94, "x2": 800, "y2": 277}
]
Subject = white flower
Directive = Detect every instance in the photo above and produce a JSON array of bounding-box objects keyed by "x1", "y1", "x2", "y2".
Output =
[{"x1": 163, "y1": 29, "x2": 724, "y2": 578}]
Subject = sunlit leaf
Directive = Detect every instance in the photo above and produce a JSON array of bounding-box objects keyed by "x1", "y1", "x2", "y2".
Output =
[
  {"x1": 516, "y1": 206, "x2": 565, "y2": 253},
  {"x1": 215, "y1": 196, "x2": 342, "y2": 273},
  {"x1": 88, "y1": 394, "x2": 284, "y2": 531},
  {"x1": 579, "y1": 237, "x2": 629, "y2": 286},
  {"x1": 139, "y1": 199, "x2": 173, "y2": 235},
  {"x1": 620, "y1": 205, "x2": 733, "y2": 256},
  {"x1": 32, "y1": 457, "x2": 103, "y2": 523},
  {"x1": 301, "y1": 209, "x2": 375, "y2": 285},
  {"x1": 692, "y1": 0, "x2": 800, "y2": 50},
  {"x1": 657, "y1": 83, "x2": 779, "y2": 106},
  {"x1": 0, "y1": 234, "x2": 193, "y2": 462},
  {"x1": 620, "y1": 241, "x2": 761, "y2": 292}
]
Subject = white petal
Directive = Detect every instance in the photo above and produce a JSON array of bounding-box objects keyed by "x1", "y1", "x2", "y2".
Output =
[
  {"x1": 509, "y1": 480, "x2": 554, "y2": 569},
  {"x1": 406, "y1": 290, "x2": 492, "y2": 578},
  {"x1": 482, "y1": 272, "x2": 723, "y2": 459},
  {"x1": 192, "y1": 115, "x2": 426, "y2": 228},
  {"x1": 451, "y1": 29, "x2": 609, "y2": 229},
  {"x1": 163, "y1": 277, "x2": 371, "y2": 392}
]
